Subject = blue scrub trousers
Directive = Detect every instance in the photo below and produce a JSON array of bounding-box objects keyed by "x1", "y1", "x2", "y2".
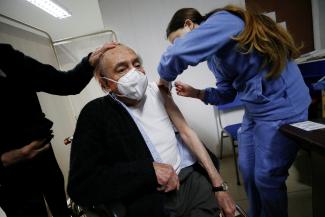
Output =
[{"x1": 238, "y1": 110, "x2": 308, "y2": 217}]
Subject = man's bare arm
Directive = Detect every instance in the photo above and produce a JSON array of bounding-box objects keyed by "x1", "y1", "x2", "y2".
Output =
[{"x1": 158, "y1": 84, "x2": 236, "y2": 217}]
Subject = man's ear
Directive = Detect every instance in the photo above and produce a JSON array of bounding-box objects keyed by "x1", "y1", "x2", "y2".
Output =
[
  {"x1": 106, "y1": 79, "x2": 118, "y2": 93},
  {"x1": 100, "y1": 79, "x2": 110, "y2": 92},
  {"x1": 184, "y1": 19, "x2": 195, "y2": 30},
  {"x1": 95, "y1": 73, "x2": 111, "y2": 92}
]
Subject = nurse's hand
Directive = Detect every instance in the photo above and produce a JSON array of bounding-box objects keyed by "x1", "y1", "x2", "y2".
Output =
[
  {"x1": 89, "y1": 42, "x2": 119, "y2": 67},
  {"x1": 175, "y1": 81, "x2": 204, "y2": 100},
  {"x1": 215, "y1": 191, "x2": 236, "y2": 217}
]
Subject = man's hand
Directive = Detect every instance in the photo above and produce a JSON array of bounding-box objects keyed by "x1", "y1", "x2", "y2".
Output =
[
  {"x1": 175, "y1": 81, "x2": 204, "y2": 100},
  {"x1": 153, "y1": 162, "x2": 180, "y2": 192},
  {"x1": 215, "y1": 191, "x2": 236, "y2": 217},
  {"x1": 1, "y1": 139, "x2": 50, "y2": 167},
  {"x1": 89, "y1": 42, "x2": 119, "y2": 67}
]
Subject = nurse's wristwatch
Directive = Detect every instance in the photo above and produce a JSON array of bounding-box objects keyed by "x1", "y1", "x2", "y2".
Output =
[{"x1": 212, "y1": 182, "x2": 229, "y2": 192}]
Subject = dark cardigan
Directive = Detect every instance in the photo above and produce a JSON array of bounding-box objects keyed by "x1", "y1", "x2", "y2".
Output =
[{"x1": 68, "y1": 95, "x2": 168, "y2": 217}]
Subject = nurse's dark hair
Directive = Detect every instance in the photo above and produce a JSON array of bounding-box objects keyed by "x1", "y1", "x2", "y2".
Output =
[{"x1": 166, "y1": 5, "x2": 300, "y2": 79}]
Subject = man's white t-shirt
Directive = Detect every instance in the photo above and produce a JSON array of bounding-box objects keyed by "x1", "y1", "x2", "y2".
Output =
[{"x1": 128, "y1": 82, "x2": 182, "y2": 173}]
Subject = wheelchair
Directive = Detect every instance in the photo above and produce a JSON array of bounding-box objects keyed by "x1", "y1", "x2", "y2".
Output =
[
  {"x1": 65, "y1": 137, "x2": 248, "y2": 217},
  {"x1": 68, "y1": 199, "x2": 247, "y2": 217},
  {"x1": 67, "y1": 198, "x2": 125, "y2": 217}
]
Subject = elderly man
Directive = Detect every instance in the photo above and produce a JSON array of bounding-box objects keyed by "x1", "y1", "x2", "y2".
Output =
[{"x1": 68, "y1": 44, "x2": 235, "y2": 217}]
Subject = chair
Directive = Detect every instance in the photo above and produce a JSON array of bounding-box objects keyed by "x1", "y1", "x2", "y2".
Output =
[
  {"x1": 215, "y1": 96, "x2": 243, "y2": 185},
  {"x1": 235, "y1": 204, "x2": 248, "y2": 217}
]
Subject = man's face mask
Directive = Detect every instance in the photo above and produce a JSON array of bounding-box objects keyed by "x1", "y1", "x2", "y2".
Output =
[{"x1": 102, "y1": 68, "x2": 148, "y2": 101}]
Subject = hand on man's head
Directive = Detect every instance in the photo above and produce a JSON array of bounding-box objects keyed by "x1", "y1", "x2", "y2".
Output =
[{"x1": 89, "y1": 42, "x2": 119, "y2": 67}]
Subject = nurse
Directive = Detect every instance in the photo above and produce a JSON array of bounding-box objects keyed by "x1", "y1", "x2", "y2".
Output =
[{"x1": 158, "y1": 5, "x2": 311, "y2": 217}]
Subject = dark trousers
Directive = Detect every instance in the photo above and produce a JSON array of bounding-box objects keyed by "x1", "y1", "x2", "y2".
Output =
[
  {"x1": 0, "y1": 147, "x2": 70, "y2": 217},
  {"x1": 165, "y1": 166, "x2": 220, "y2": 217}
]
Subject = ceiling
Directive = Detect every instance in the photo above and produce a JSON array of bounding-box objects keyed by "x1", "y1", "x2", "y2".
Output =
[{"x1": 0, "y1": 0, "x2": 104, "y2": 41}]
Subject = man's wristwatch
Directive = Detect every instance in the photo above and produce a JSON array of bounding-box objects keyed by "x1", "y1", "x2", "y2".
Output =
[{"x1": 212, "y1": 182, "x2": 229, "y2": 192}]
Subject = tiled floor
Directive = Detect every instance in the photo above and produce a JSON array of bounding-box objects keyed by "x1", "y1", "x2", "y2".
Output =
[{"x1": 216, "y1": 141, "x2": 312, "y2": 217}]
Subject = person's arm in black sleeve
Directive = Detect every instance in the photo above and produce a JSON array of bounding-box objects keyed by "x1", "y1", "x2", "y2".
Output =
[
  {"x1": 0, "y1": 43, "x2": 93, "y2": 95},
  {"x1": 67, "y1": 99, "x2": 158, "y2": 207}
]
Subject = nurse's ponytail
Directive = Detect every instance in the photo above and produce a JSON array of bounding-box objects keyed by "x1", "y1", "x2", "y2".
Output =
[
  {"x1": 167, "y1": 6, "x2": 301, "y2": 79},
  {"x1": 213, "y1": 5, "x2": 301, "y2": 79}
]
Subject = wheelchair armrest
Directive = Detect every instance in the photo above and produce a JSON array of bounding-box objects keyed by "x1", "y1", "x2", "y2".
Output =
[{"x1": 68, "y1": 198, "x2": 126, "y2": 217}]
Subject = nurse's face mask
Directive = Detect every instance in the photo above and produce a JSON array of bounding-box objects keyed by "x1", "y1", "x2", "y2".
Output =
[
  {"x1": 168, "y1": 27, "x2": 191, "y2": 44},
  {"x1": 102, "y1": 68, "x2": 148, "y2": 101},
  {"x1": 168, "y1": 19, "x2": 197, "y2": 44}
]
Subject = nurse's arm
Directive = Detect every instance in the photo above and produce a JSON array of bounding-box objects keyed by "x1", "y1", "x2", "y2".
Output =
[{"x1": 158, "y1": 11, "x2": 244, "y2": 81}]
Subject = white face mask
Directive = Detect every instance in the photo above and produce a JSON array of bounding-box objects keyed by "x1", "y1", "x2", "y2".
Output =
[{"x1": 102, "y1": 68, "x2": 148, "y2": 101}]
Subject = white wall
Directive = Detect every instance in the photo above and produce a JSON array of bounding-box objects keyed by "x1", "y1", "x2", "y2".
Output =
[
  {"x1": 312, "y1": 0, "x2": 325, "y2": 50},
  {"x1": 318, "y1": 0, "x2": 325, "y2": 49},
  {"x1": 99, "y1": 0, "x2": 245, "y2": 152}
]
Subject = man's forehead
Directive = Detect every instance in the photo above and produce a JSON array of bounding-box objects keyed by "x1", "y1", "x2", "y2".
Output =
[
  {"x1": 102, "y1": 45, "x2": 137, "y2": 60},
  {"x1": 99, "y1": 45, "x2": 140, "y2": 73}
]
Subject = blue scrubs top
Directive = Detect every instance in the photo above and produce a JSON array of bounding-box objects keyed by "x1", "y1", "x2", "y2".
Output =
[{"x1": 158, "y1": 11, "x2": 311, "y2": 121}]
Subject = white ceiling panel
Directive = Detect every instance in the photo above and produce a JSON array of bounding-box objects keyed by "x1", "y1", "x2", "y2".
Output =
[{"x1": 0, "y1": 0, "x2": 104, "y2": 40}]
